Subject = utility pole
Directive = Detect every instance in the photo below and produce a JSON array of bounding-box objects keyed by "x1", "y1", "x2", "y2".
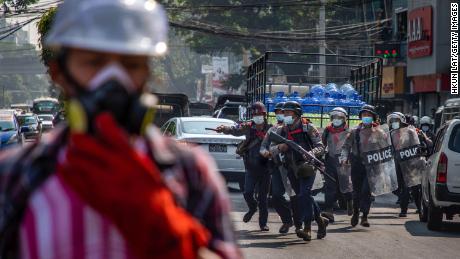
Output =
[{"x1": 319, "y1": 0, "x2": 326, "y2": 85}]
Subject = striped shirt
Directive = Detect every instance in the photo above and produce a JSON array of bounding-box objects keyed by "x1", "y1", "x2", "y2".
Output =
[
  {"x1": 20, "y1": 174, "x2": 134, "y2": 259},
  {"x1": 0, "y1": 126, "x2": 241, "y2": 259}
]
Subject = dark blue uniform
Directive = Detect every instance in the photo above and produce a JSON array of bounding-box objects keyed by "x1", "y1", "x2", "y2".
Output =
[{"x1": 224, "y1": 121, "x2": 271, "y2": 228}]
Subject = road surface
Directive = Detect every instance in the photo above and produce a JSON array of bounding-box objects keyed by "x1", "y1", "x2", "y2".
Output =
[{"x1": 228, "y1": 185, "x2": 460, "y2": 259}]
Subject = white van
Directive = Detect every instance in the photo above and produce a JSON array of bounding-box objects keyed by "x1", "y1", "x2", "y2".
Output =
[{"x1": 419, "y1": 118, "x2": 460, "y2": 230}]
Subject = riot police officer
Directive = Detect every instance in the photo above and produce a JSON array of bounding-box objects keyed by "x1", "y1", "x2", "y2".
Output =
[
  {"x1": 275, "y1": 101, "x2": 328, "y2": 241},
  {"x1": 340, "y1": 105, "x2": 380, "y2": 227},
  {"x1": 420, "y1": 116, "x2": 435, "y2": 152},
  {"x1": 321, "y1": 107, "x2": 353, "y2": 223},
  {"x1": 260, "y1": 102, "x2": 295, "y2": 234},
  {"x1": 388, "y1": 112, "x2": 424, "y2": 217},
  {"x1": 217, "y1": 102, "x2": 272, "y2": 231}
]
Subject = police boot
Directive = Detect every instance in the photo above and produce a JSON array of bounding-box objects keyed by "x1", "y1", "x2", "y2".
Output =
[
  {"x1": 302, "y1": 225, "x2": 312, "y2": 242},
  {"x1": 260, "y1": 225, "x2": 270, "y2": 231},
  {"x1": 295, "y1": 227, "x2": 305, "y2": 240},
  {"x1": 279, "y1": 222, "x2": 293, "y2": 234},
  {"x1": 295, "y1": 224, "x2": 311, "y2": 241},
  {"x1": 360, "y1": 214, "x2": 370, "y2": 227},
  {"x1": 321, "y1": 209, "x2": 335, "y2": 223},
  {"x1": 243, "y1": 209, "x2": 257, "y2": 223},
  {"x1": 399, "y1": 210, "x2": 408, "y2": 218},
  {"x1": 351, "y1": 208, "x2": 360, "y2": 227},
  {"x1": 316, "y1": 216, "x2": 329, "y2": 239},
  {"x1": 347, "y1": 200, "x2": 353, "y2": 216}
]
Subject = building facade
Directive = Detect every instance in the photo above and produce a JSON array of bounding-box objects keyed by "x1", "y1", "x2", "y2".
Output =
[{"x1": 407, "y1": 0, "x2": 457, "y2": 118}]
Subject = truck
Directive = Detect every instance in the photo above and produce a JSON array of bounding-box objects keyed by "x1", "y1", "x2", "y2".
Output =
[
  {"x1": 152, "y1": 93, "x2": 190, "y2": 127},
  {"x1": 245, "y1": 51, "x2": 383, "y2": 129}
]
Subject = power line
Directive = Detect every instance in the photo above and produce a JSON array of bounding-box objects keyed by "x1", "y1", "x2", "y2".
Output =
[
  {"x1": 170, "y1": 20, "x2": 382, "y2": 42},
  {"x1": 0, "y1": 16, "x2": 39, "y2": 41}
]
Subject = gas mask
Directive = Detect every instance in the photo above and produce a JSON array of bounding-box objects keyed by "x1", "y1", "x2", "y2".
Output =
[{"x1": 66, "y1": 63, "x2": 156, "y2": 135}]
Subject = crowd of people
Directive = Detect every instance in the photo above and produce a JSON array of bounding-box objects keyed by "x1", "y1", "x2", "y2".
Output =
[{"x1": 217, "y1": 100, "x2": 434, "y2": 242}]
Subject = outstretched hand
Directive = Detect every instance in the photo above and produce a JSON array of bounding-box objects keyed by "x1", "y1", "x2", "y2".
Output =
[{"x1": 215, "y1": 125, "x2": 226, "y2": 133}]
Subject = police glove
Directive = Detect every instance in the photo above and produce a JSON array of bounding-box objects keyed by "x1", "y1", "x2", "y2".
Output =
[
  {"x1": 215, "y1": 125, "x2": 226, "y2": 133},
  {"x1": 278, "y1": 143, "x2": 289, "y2": 152}
]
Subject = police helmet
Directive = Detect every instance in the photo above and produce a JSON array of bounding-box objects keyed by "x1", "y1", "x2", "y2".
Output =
[
  {"x1": 274, "y1": 102, "x2": 285, "y2": 112},
  {"x1": 251, "y1": 102, "x2": 267, "y2": 115},
  {"x1": 359, "y1": 104, "x2": 377, "y2": 119},
  {"x1": 420, "y1": 116, "x2": 432, "y2": 125},
  {"x1": 387, "y1": 112, "x2": 406, "y2": 123},
  {"x1": 330, "y1": 107, "x2": 348, "y2": 118},
  {"x1": 283, "y1": 101, "x2": 302, "y2": 117}
]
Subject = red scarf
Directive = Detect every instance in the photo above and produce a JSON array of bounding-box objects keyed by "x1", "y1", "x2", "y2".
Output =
[
  {"x1": 325, "y1": 124, "x2": 347, "y2": 134},
  {"x1": 287, "y1": 128, "x2": 302, "y2": 140},
  {"x1": 252, "y1": 122, "x2": 267, "y2": 139},
  {"x1": 58, "y1": 114, "x2": 210, "y2": 259},
  {"x1": 359, "y1": 122, "x2": 380, "y2": 128}
]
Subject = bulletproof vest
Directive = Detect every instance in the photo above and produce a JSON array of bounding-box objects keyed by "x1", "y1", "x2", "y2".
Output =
[
  {"x1": 245, "y1": 122, "x2": 270, "y2": 162},
  {"x1": 281, "y1": 120, "x2": 313, "y2": 163}
]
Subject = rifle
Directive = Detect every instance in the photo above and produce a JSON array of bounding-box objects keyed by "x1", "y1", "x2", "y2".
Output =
[{"x1": 268, "y1": 131, "x2": 336, "y2": 183}]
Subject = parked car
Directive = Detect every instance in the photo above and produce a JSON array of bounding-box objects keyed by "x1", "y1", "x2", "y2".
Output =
[
  {"x1": 161, "y1": 117, "x2": 246, "y2": 189},
  {"x1": 419, "y1": 118, "x2": 460, "y2": 230},
  {"x1": 16, "y1": 113, "x2": 42, "y2": 140},
  {"x1": 0, "y1": 114, "x2": 23, "y2": 149},
  {"x1": 37, "y1": 114, "x2": 55, "y2": 132}
]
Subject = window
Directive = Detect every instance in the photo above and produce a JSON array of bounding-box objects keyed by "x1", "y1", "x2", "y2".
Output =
[
  {"x1": 0, "y1": 120, "x2": 15, "y2": 130},
  {"x1": 18, "y1": 116, "x2": 37, "y2": 126},
  {"x1": 160, "y1": 121, "x2": 170, "y2": 134},
  {"x1": 166, "y1": 121, "x2": 177, "y2": 136},
  {"x1": 448, "y1": 124, "x2": 460, "y2": 153},
  {"x1": 434, "y1": 127, "x2": 447, "y2": 153},
  {"x1": 218, "y1": 107, "x2": 239, "y2": 122}
]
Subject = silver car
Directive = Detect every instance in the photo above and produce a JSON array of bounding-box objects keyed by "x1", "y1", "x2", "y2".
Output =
[{"x1": 161, "y1": 117, "x2": 246, "y2": 189}]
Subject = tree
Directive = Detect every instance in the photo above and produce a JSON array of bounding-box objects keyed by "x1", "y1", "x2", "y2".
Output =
[{"x1": 36, "y1": 7, "x2": 56, "y2": 67}]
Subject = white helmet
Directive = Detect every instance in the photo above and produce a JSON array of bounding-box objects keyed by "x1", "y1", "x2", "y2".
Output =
[
  {"x1": 412, "y1": 115, "x2": 419, "y2": 125},
  {"x1": 420, "y1": 116, "x2": 432, "y2": 125},
  {"x1": 330, "y1": 107, "x2": 348, "y2": 117},
  {"x1": 387, "y1": 112, "x2": 405, "y2": 123},
  {"x1": 45, "y1": 0, "x2": 168, "y2": 56}
]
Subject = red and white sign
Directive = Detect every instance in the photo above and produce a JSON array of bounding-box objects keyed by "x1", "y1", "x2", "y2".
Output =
[{"x1": 408, "y1": 6, "x2": 433, "y2": 58}]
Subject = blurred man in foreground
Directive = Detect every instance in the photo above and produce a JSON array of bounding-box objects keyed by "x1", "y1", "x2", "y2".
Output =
[{"x1": 0, "y1": 1, "x2": 240, "y2": 258}]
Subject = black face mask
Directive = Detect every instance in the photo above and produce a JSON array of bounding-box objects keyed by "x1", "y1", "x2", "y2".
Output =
[
  {"x1": 60, "y1": 54, "x2": 155, "y2": 135},
  {"x1": 75, "y1": 80, "x2": 154, "y2": 135}
]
